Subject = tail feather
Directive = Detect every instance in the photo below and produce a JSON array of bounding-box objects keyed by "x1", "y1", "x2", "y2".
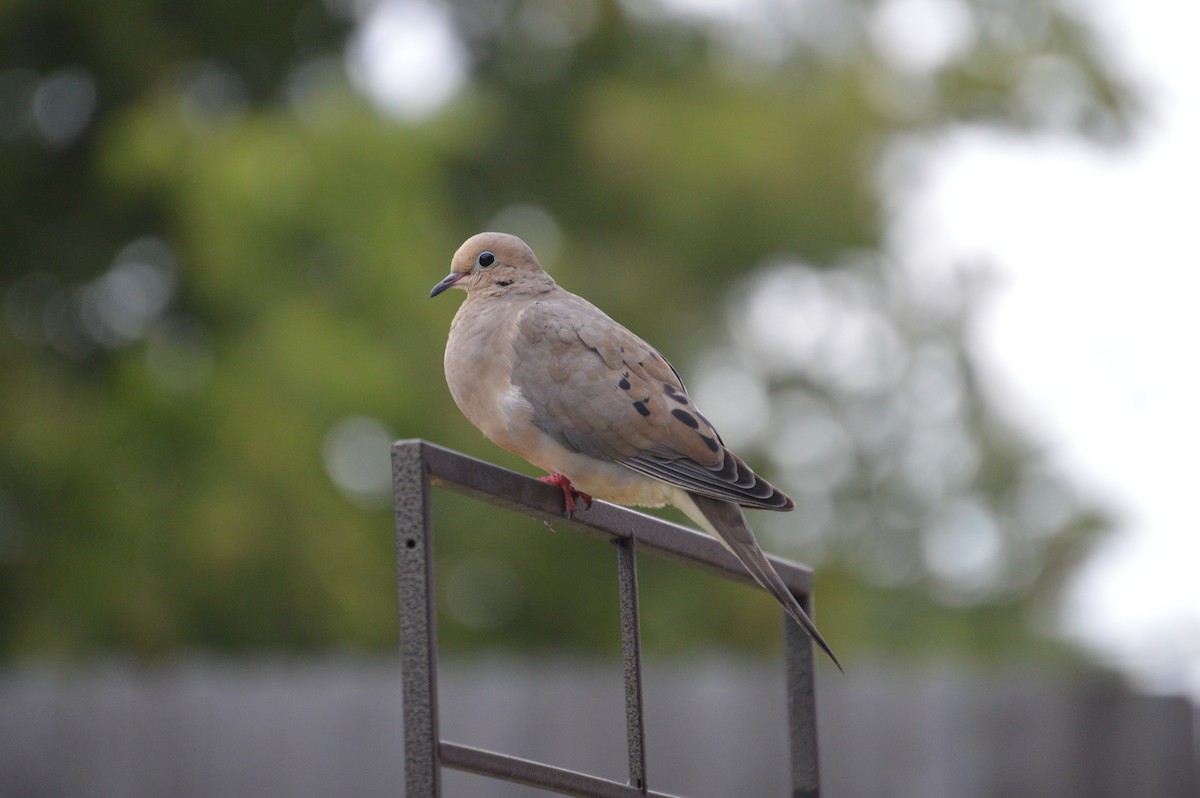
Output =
[{"x1": 683, "y1": 492, "x2": 843, "y2": 672}]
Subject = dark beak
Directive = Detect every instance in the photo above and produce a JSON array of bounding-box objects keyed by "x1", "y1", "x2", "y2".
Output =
[{"x1": 429, "y1": 271, "x2": 465, "y2": 298}]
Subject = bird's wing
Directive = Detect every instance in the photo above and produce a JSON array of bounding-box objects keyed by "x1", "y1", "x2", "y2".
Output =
[{"x1": 511, "y1": 290, "x2": 793, "y2": 511}]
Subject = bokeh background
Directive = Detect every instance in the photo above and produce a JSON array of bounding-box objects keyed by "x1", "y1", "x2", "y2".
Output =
[{"x1": 1, "y1": 0, "x2": 1196, "y2": 794}]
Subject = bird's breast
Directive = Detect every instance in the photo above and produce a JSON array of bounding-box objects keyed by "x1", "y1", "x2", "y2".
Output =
[{"x1": 444, "y1": 299, "x2": 535, "y2": 453}]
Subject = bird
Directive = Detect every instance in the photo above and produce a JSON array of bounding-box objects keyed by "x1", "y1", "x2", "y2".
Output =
[{"x1": 430, "y1": 232, "x2": 841, "y2": 670}]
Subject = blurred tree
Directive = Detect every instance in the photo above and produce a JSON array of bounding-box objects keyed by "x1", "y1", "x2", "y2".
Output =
[{"x1": 0, "y1": 0, "x2": 1130, "y2": 660}]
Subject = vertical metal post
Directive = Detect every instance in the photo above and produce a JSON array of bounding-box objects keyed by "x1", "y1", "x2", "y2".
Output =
[
  {"x1": 615, "y1": 537, "x2": 648, "y2": 793},
  {"x1": 783, "y1": 595, "x2": 820, "y2": 798},
  {"x1": 393, "y1": 441, "x2": 441, "y2": 797}
]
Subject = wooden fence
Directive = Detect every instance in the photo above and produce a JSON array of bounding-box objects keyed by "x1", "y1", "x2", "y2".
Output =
[{"x1": 1, "y1": 657, "x2": 1195, "y2": 797}]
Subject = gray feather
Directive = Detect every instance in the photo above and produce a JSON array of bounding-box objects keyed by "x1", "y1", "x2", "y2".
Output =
[{"x1": 688, "y1": 492, "x2": 842, "y2": 671}]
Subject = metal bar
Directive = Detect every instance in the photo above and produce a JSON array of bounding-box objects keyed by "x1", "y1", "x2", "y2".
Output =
[
  {"x1": 392, "y1": 442, "x2": 441, "y2": 797},
  {"x1": 783, "y1": 596, "x2": 820, "y2": 798},
  {"x1": 406, "y1": 439, "x2": 814, "y2": 597},
  {"x1": 440, "y1": 742, "x2": 681, "y2": 798},
  {"x1": 615, "y1": 538, "x2": 648, "y2": 793}
]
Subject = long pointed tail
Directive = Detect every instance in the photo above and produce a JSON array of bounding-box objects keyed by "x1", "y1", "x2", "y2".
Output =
[{"x1": 684, "y1": 492, "x2": 843, "y2": 672}]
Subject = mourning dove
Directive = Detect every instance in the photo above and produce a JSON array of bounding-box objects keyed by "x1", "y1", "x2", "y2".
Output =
[{"x1": 431, "y1": 232, "x2": 841, "y2": 670}]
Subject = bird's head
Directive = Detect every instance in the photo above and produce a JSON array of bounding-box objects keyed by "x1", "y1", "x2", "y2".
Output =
[{"x1": 430, "y1": 232, "x2": 554, "y2": 299}]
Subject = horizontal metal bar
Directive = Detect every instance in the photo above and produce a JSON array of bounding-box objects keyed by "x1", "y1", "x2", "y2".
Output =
[
  {"x1": 399, "y1": 439, "x2": 813, "y2": 597},
  {"x1": 440, "y1": 742, "x2": 680, "y2": 798}
]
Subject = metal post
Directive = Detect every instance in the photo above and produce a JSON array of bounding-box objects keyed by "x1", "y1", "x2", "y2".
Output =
[
  {"x1": 393, "y1": 441, "x2": 440, "y2": 797},
  {"x1": 783, "y1": 596, "x2": 820, "y2": 798},
  {"x1": 615, "y1": 537, "x2": 648, "y2": 793}
]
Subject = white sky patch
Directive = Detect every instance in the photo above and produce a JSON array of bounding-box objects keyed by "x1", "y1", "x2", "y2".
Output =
[
  {"x1": 644, "y1": 0, "x2": 758, "y2": 24},
  {"x1": 346, "y1": 0, "x2": 467, "y2": 121},
  {"x1": 869, "y1": 0, "x2": 976, "y2": 73},
  {"x1": 886, "y1": 0, "x2": 1200, "y2": 697}
]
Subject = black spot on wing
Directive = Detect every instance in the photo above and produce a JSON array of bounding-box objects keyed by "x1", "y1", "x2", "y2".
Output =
[
  {"x1": 632, "y1": 400, "x2": 650, "y2": 417},
  {"x1": 671, "y1": 409, "x2": 699, "y2": 429},
  {"x1": 694, "y1": 411, "x2": 724, "y2": 446},
  {"x1": 698, "y1": 434, "x2": 720, "y2": 453},
  {"x1": 663, "y1": 383, "x2": 688, "y2": 404},
  {"x1": 618, "y1": 376, "x2": 631, "y2": 390}
]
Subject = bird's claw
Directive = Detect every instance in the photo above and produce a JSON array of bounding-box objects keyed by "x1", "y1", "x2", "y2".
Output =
[{"x1": 539, "y1": 473, "x2": 593, "y2": 517}]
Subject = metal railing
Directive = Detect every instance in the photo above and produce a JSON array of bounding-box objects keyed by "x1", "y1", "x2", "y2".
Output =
[{"x1": 392, "y1": 440, "x2": 822, "y2": 797}]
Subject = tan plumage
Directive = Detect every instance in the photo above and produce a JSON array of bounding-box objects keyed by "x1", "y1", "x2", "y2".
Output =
[{"x1": 431, "y1": 232, "x2": 840, "y2": 669}]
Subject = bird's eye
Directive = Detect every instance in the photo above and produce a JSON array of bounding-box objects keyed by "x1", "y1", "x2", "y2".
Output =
[{"x1": 476, "y1": 251, "x2": 495, "y2": 269}]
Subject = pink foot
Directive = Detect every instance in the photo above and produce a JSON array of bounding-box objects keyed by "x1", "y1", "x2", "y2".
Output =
[{"x1": 538, "y1": 473, "x2": 593, "y2": 517}]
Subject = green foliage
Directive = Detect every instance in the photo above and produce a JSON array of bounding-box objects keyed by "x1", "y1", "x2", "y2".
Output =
[{"x1": 0, "y1": 0, "x2": 1132, "y2": 661}]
